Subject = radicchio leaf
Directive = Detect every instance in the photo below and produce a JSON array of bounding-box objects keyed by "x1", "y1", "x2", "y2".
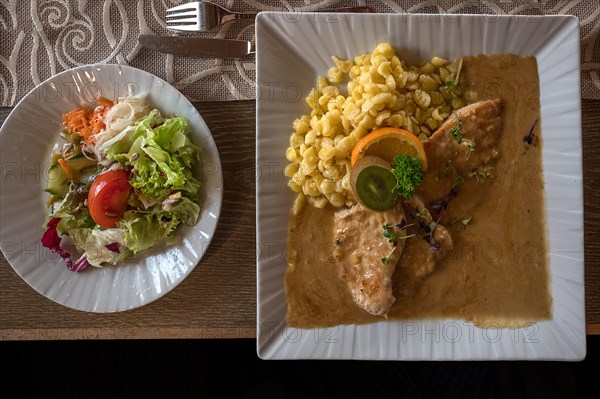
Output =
[
  {"x1": 41, "y1": 217, "x2": 91, "y2": 272},
  {"x1": 105, "y1": 243, "x2": 120, "y2": 253},
  {"x1": 71, "y1": 254, "x2": 91, "y2": 272},
  {"x1": 41, "y1": 217, "x2": 73, "y2": 269}
]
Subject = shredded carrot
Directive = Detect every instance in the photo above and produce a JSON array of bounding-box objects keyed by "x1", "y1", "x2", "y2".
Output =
[
  {"x1": 61, "y1": 96, "x2": 116, "y2": 144},
  {"x1": 97, "y1": 97, "x2": 114, "y2": 107}
]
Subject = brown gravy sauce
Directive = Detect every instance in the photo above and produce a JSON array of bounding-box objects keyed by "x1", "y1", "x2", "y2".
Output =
[{"x1": 286, "y1": 54, "x2": 552, "y2": 328}]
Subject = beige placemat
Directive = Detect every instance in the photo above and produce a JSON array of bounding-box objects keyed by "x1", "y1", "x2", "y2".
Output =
[{"x1": 1, "y1": 0, "x2": 598, "y2": 106}]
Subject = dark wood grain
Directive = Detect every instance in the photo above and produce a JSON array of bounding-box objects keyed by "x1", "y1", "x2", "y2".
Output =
[
  {"x1": 1, "y1": 99, "x2": 599, "y2": 339},
  {"x1": 582, "y1": 100, "x2": 600, "y2": 330}
]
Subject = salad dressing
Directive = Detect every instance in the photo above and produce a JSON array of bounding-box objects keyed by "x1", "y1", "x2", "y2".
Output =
[{"x1": 285, "y1": 54, "x2": 552, "y2": 328}]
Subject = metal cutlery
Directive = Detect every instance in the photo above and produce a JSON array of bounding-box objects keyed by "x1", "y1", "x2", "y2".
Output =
[
  {"x1": 166, "y1": 1, "x2": 255, "y2": 32},
  {"x1": 166, "y1": 1, "x2": 372, "y2": 32},
  {"x1": 138, "y1": 34, "x2": 253, "y2": 58}
]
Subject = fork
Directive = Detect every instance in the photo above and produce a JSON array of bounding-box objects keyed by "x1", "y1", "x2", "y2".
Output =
[{"x1": 166, "y1": 1, "x2": 373, "y2": 32}]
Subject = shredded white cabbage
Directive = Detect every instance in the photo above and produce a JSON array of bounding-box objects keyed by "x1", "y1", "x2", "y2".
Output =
[
  {"x1": 94, "y1": 93, "x2": 151, "y2": 153},
  {"x1": 96, "y1": 125, "x2": 136, "y2": 155},
  {"x1": 81, "y1": 141, "x2": 103, "y2": 161}
]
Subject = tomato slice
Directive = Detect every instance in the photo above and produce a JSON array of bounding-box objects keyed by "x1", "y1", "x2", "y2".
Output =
[{"x1": 88, "y1": 169, "x2": 131, "y2": 228}]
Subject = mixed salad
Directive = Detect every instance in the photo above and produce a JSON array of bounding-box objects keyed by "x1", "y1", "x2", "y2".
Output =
[{"x1": 42, "y1": 94, "x2": 202, "y2": 272}]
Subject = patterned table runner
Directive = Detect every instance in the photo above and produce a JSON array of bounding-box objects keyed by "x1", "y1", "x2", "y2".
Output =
[{"x1": 1, "y1": 0, "x2": 598, "y2": 105}]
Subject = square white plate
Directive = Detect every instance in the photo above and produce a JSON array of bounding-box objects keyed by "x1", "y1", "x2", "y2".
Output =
[{"x1": 255, "y1": 13, "x2": 585, "y2": 360}]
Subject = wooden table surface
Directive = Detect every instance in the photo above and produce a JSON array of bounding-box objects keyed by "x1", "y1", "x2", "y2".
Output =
[{"x1": 1, "y1": 100, "x2": 599, "y2": 339}]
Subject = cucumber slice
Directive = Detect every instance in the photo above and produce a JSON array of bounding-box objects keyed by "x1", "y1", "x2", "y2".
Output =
[
  {"x1": 45, "y1": 163, "x2": 69, "y2": 198},
  {"x1": 63, "y1": 154, "x2": 97, "y2": 175}
]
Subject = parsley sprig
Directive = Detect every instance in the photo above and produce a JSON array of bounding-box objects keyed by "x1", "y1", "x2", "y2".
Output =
[{"x1": 390, "y1": 154, "x2": 424, "y2": 198}]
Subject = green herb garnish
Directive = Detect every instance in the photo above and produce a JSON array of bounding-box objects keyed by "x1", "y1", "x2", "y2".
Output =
[
  {"x1": 454, "y1": 174, "x2": 464, "y2": 187},
  {"x1": 469, "y1": 169, "x2": 491, "y2": 181},
  {"x1": 383, "y1": 223, "x2": 416, "y2": 244},
  {"x1": 450, "y1": 112, "x2": 463, "y2": 144},
  {"x1": 463, "y1": 139, "x2": 475, "y2": 159},
  {"x1": 441, "y1": 81, "x2": 456, "y2": 90},
  {"x1": 441, "y1": 58, "x2": 463, "y2": 98},
  {"x1": 381, "y1": 223, "x2": 416, "y2": 264},
  {"x1": 390, "y1": 154, "x2": 424, "y2": 198},
  {"x1": 383, "y1": 224, "x2": 399, "y2": 242},
  {"x1": 381, "y1": 246, "x2": 396, "y2": 265},
  {"x1": 450, "y1": 216, "x2": 472, "y2": 229},
  {"x1": 438, "y1": 159, "x2": 453, "y2": 179}
]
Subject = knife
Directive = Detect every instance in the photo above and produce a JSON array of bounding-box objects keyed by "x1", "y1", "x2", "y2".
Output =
[{"x1": 138, "y1": 34, "x2": 253, "y2": 59}]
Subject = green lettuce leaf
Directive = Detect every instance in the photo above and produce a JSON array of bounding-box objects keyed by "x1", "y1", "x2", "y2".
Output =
[
  {"x1": 168, "y1": 197, "x2": 201, "y2": 227},
  {"x1": 150, "y1": 116, "x2": 201, "y2": 168},
  {"x1": 118, "y1": 211, "x2": 180, "y2": 254},
  {"x1": 56, "y1": 209, "x2": 95, "y2": 234},
  {"x1": 68, "y1": 227, "x2": 131, "y2": 267},
  {"x1": 141, "y1": 137, "x2": 186, "y2": 187},
  {"x1": 52, "y1": 187, "x2": 96, "y2": 234},
  {"x1": 106, "y1": 110, "x2": 201, "y2": 202},
  {"x1": 150, "y1": 116, "x2": 187, "y2": 149},
  {"x1": 180, "y1": 168, "x2": 201, "y2": 199}
]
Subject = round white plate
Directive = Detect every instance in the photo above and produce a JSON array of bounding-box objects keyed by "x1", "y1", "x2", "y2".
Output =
[{"x1": 0, "y1": 64, "x2": 223, "y2": 312}]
